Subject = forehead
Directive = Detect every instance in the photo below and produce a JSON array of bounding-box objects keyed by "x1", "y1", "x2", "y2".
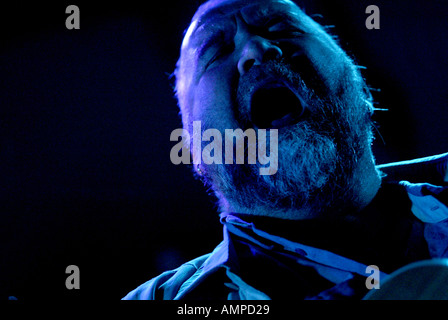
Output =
[
  {"x1": 183, "y1": 0, "x2": 302, "y2": 47},
  {"x1": 197, "y1": 0, "x2": 299, "y2": 23}
]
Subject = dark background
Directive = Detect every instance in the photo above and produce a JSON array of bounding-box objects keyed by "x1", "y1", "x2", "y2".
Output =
[{"x1": 0, "y1": 0, "x2": 447, "y2": 301}]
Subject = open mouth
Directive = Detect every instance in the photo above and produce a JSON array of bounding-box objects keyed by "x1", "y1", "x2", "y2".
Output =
[{"x1": 250, "y1": 84, "x2": 306, "y2": 129}]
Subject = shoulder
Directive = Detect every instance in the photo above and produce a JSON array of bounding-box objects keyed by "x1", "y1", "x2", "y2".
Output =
[{"x1": 122, "y1": 253, "x2": 211, "y2": 300}]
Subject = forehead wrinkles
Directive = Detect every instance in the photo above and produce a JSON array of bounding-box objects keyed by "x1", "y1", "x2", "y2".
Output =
[
  {"x1": 198, "y1": 0, "x2": 301, "y2": 29},
  {"x1": 184, "y1": 0, "x2": 305, "y2": 49},
  {"x1": 189, "y1": 3, "x2": 241, "y2": 42},
  {"x1": 240, "y1": 0, "x2": 301, "y2": 24},
  {"x1": 182, "y1": 5, "x2": 235, "y2": 51}
]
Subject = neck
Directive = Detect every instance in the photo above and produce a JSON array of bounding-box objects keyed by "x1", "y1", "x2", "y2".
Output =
[{"x1": 226, "y1": 180, "x2": 417, "y2": 272}]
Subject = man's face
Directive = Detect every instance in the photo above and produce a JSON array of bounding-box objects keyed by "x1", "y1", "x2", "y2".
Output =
[{"x1": 177, "y1": 0, "x2": 377, "y2": 218}]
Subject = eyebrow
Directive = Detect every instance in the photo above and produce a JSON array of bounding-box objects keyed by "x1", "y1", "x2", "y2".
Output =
[
  {"x1": 196, "y1": 29, "x2": 226, "y2": 59},
  {"x1": 193, "y1": 5, "x2": 234, "y2": 37},
  {"x1": 194, "y1": 15, "x2": 237, "y2": 58},
  {"x1": 193, "y1": 2, "x2": 242, "y2": 38}
]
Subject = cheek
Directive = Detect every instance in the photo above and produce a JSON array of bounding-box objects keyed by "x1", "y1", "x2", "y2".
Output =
[
  {"x1": 302, "y1": 36, "x2": 351, "y2": 96},
  {"x1": 192, "y1": 67, "x2": 240, "y2": 132}
]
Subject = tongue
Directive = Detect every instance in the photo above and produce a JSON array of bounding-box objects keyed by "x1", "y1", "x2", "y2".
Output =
[
  {"x1": 270, "y1": 111, "x2": 304, "y2": 128},
  {"x1": 250, "y1": 86, "x2": 304, "y2": 129}
]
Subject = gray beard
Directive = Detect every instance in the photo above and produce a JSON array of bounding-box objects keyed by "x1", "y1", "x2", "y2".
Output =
[
  {"x1": 201, "y1": 61, "x2": 374, "y2": 218},
  {"x1": 206, "y1": 117, "x2": 363, "y2": 218}
]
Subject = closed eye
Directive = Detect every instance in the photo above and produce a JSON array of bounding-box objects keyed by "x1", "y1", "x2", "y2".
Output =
[
  {"x1": 267, "y1": 28, "x2": 304, "y2": 39},
  {"x1": 266, "y1": 23, "x2": 305, "y2": 39},
  {"x1": 204, "y1": 42, "x2": 235, "y2": 70}
]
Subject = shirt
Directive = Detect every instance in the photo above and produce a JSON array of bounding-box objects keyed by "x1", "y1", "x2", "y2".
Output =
[{"x1": 122, "y1": 152, "x2": 448, "y2": 300}]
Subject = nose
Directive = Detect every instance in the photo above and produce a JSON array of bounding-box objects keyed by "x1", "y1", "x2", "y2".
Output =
[{"x1": 237, "y1": 37, "x2": 283, "y2": 76}]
